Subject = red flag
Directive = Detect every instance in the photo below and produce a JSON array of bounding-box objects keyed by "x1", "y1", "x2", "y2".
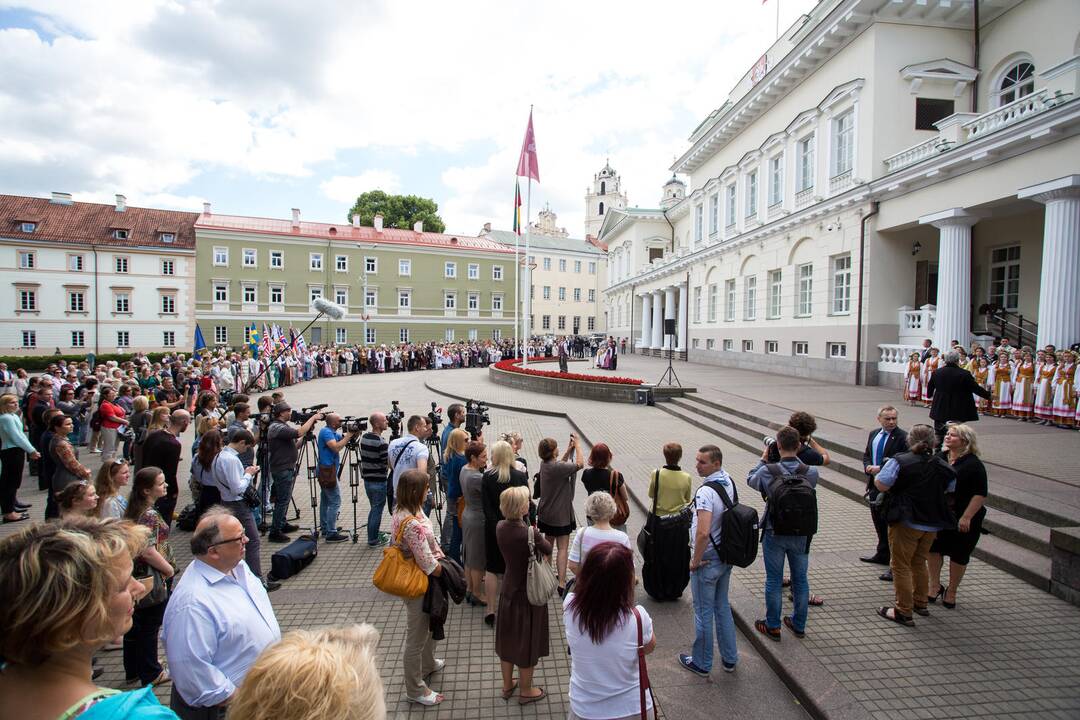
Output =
[{"x1": 516, "y1": 109, "x2": 540, "y2": 182}]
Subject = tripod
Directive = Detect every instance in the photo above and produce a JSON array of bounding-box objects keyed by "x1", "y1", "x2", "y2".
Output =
[
  {"x1": 340, "y1": 436, "x2": 364, "y2": 544},
  {"x1": 657, "y1": 332, "x2": 682, "y2": 387},
  {"x1": 294, "y1": 430, "x2": 321, "y2": 541},
  {"x1": 426, "y1": 432, "x2": 444, "y2": 534}
]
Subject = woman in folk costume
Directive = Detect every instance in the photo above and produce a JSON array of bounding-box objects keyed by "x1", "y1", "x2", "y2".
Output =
[
  {"x1": 988, "y1": 351, "x2": 1013, "y2": 417},
  {"x1": 903, "y1": 352, "x2": 922, "y2": 405},
  {"x1": 921, "y1": 347, "x2": 941, "y2": 406},
  {"x1": 972, "y1": 356, "x2": 991, "y2": 414},
  {"x1": 1033, "y1": 352, "x2": 1058, "y2": 424},
  {"x1": 1010, "y1": 349, "x2": 1036, "y2": 420},
  {"x1": 1051, "y1": 350, "x2": 1077, "y2": 428}
]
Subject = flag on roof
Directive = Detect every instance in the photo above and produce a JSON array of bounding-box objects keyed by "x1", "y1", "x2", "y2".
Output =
[
  {"x1": 516, "y1": 108, "x2": 540, "y2": 182},
  {"x1": 513, "y1": 178, "x2": 523, "y2": 235}
]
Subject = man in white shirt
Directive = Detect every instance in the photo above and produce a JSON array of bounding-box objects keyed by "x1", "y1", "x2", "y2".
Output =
[
  {"x1": 210, "y1": 429, "x2": 274, "y2": 590},
  {"x1": 164, "y1": 507, "x2": 281, "y2": 719},
  {"x1": 387, "y1": 415, "x2": 431, "y2": 511}
]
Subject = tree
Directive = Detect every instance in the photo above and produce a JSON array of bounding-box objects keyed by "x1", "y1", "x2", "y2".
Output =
[{"x1": 346, "y1": 190, "x2": 446, "y2": 233}]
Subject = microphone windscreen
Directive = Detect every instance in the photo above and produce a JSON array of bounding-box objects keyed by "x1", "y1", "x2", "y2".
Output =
[{"x1": 312, "y1": 297, "x2": 347, "y2": 320}]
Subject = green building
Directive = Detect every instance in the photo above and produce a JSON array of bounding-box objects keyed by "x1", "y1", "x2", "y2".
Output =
[{"x1": 194, "y1": 206, "x2": 518, "y2": 348}]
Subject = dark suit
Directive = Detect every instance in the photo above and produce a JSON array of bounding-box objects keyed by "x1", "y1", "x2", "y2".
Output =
[
  {"x1": 927, "y1": 363, "x2": 992, "y2": 445},
  {"x1": 863, "y1": 427, "x2": 909, "y2": 558}
]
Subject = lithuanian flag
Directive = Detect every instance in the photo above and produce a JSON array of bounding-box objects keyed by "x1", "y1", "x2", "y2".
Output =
[{"x1": 513, "y1": 178, "x2": 522, "y2": 235}]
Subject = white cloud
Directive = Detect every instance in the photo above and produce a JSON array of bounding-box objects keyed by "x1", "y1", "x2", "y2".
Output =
[{"x1": 320, "y1": 170, "x2": 402, "y2": 203}]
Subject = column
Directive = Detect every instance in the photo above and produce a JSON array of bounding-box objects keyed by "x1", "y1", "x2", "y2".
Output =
[
  {"x1": 919, "y1": 208, "x2": 982, "y2": 350},
  {"x1": 1018, "y1": 175, "x2": 1080, "y2": 349},
  {"x1": 676, "y1": 284, "x2": 688, "y2": 351},
  {"x1": 651, "y1": 289, "x2": 664, "y2": 349},
  {"x1": 663, "y1": 286, "x2": 677, "y2": 351},
  {"x1": 639, "y1": 293, "x2": 652, "y2": 348}
]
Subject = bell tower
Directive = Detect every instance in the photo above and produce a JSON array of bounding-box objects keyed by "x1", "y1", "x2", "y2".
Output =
[{"x1": 584, "y1": 159, "x2": 627, "y2": 239}]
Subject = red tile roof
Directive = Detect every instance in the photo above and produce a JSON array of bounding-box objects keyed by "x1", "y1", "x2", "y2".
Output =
[
  {"x1": 196, "y1": 213, "x2": 517, "y2": 254},
  {"x1": 0, "y1": 195, "x2": 197, "y2": 249}
]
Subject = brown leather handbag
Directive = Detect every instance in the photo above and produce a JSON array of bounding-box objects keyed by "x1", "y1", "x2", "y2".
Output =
[
  {"x1": 611, "y1": 469, "x2": 630, "y2": 526},
  {"x1": 317, "y1": 464, "x2": 337, "y2": 489}
]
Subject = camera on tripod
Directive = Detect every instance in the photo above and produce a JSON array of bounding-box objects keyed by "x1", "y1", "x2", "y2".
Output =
[
  {"x1": 427, "y1": 402, "x2": 443, "y2": 435},
  {"x1": 291, "y1": 403, "x2": 328, "y2": 424},
  {"x1": 465, "y1": 399, "x2": 490, "y2": 440},
  {"x1": 340, "y1": 415, "x2": 368, "y2": 434},
  {"x1": 219, "y1": 388, "x2": 236, "y2": 407},
  {"x1": 387, "y1": 401, "x2": 403, "y2": 439}
]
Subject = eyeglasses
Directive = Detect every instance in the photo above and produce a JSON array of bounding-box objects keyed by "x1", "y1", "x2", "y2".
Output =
[{"x1": 209, "y1": 534, "x2": 247, "y2": 548}]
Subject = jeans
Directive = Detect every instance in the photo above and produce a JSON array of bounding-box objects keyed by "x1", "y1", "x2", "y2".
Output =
[
  {"x1": 690, "y1": 557, "x2": 738, "y2": 670},
  {"x1": 320, "y1": 482, "x2": 341, "y2": 536},
  {"x1": 270, "y1": 468, "x2": 296, "y2": 533},
  {"x1": 364, "y1": 481, "x2": 387, "y2": 544},
  {"x1": 224, "y1": 500, "x2": 262, "y2": 578},
  {"x1": 763, "y1": 531, "x2": 810, "y2": 633},
  {"x1": 123, "y1": 599, "x2": 166, "y2": 684},
  {"x1": 445, "y1": 499, "x2": 462, "y2": 565}
]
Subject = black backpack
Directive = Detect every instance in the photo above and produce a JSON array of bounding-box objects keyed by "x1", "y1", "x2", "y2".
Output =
[
  {"x1": 764, "y1": 463, "x2": 818, "y2": 538},
  {"x1": 704, "y1": 481, "x2": 760, "y2": 568}
]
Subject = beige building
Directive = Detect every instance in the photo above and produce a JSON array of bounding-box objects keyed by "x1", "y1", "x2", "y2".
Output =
[{"x1": 603, "y1": 0, "x2": 1080, "y2": 385}]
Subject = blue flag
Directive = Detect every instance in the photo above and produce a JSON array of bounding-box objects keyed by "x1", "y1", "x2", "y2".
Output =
[{"x1": 193, "y1": 324, "x2": 207, "y2": 357}]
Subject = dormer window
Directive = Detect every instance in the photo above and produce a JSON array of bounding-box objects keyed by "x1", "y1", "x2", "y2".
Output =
[
  {"x1": 20, "y1": 222, "x2": 36, "y2": 233},
  {"x1": 160, "y1": 232, "x2": 175, "y2": 243},
  {"x1": 113, "y1": 229, "x2": 129, "y2": 240}
]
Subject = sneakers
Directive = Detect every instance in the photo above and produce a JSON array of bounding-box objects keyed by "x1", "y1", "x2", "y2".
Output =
[
  {"x1": 281, "y1": 522, "x2": 300, "y2": 533},
  {"x1": 678, "y1": 654, "x2": 710, "y2": 677},
  {"x1": 268, "y1": 531, "x2": 291, "y2": 543},
  {"x1": 264, "y1": 579, "x2": 282, "y2": 592},
  {"x1": 324, "y1": 532, "x2": 349, "y2": 543},
  {"x1": 722, "y1": 661, "x2": 737, "y2": 673},
  {"x1": 368, "y1": 532, "x2": 390, "y2": 547}
]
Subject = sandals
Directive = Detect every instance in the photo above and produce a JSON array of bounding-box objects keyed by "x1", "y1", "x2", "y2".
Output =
[
  {"x1": 518, "y1": 687, "x2": 546, "y2": 705},
  {"x1": 877, "y1": 606, "x2": 915, "y2": 627},
  {"x1": 407, "y1": 690, "x2": 444, "y2": 706},
  {"x1": 913, "y1": 606, "x2": 930, "y2": 617},
  {"x1": 783, "y1": 616, "x2": 805, "y2": 638},
  {"x1": 788, "y1": 592, "x2": 824, "y2": 606},
  {"x1": 754, "y1": 619, "x2": 781, "y2": 641},
  {"x1": 150, "y1": 669, "x2": 171, "y2": 686},
  {"x1": 424, "y1": 659, "x2": 445, "y2": 680},
  {"x1": 501, "y1": 681, "x2": 518, "y2": 700},
  {"x1": 928, "y1": 584, "x2": 945, "y2": 604}
]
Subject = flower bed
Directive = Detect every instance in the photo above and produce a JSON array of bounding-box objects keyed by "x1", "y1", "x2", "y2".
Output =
[{"x1": 493, "y1": 358, "x2": 643, "y2": 386}]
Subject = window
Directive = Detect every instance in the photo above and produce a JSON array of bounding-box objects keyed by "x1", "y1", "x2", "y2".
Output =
[
  {"x1": 72, "y1": 330, "x2": 85, "y2": 348},
  {"x1": 588, "y1": 317, "x2": 596, "y2": 331},
  {"x1": 399, "y1": 259, "x2": 411, "y2": 276},
  {"x1": 270, "y1": 286, "x2": 283, "y2": 304},
  {"x1": 693, "y1": 287, "x2": 702, "y2": 322},
  {"x1": 468, "y1": 293, "x2": 479, "y2": 311},
  {"x1": 117, "y1": 331, "x2": 130, "y2": 348},
  {"x1": 588, "y1": 262, "x2": 596, "y2": 274},
  {"x1": 724, "y1": 280, "x2": 736, "y2": 321},
  {"x1": 161, "y1": 259, "x2": 175, "y2": 275},
  {"x1": 767, "y1": 270, "x2": 782, "y2": 319},
  {"x1": 468, "y1": 263, "x2": 479, "y2": 280},
  {"x1": 543, "y1": 286, "x2": 551, "y2": 300},
  {"x1": 398, "y1": 290, "x2": 411, "y2": 308},
  {"x1": 573, "y1": 288, "x2": 581, "y2": 302},
  {"x1": 797, "y1": 134, "x2": 815, "y2": 191},
  {"x1": 542, "y1": 315, "x2": 551, "y2": 330},
  {"x1": 706, "y1": 338, "x2": 716, "y2": 350},
  {"x1": 831, "y1": 255, "x2": 852, "y2": 314},
  {"x1": 493, "y1": 265, "x2": 503, "y2": 281},
  {"x1": 558, "y1": 315, "x2": 566, "y2": 330},
  {"x1": 492, "y1": 294, "x2": 503, "y2": 311},
  {"x1": 213, "y1": 283, "x2": 228, "y2": 302},
  {"x1": 309, "y1": 286, "x2": 323, "y2": 304},
  {"x1": 829, "y1": 342, "x2": 847, "y2": 358},
  {"x1": 21, "y1": 330, "x2": 35, "y2": 348},
  {"x1": 793, "y1": 341, "x2": 809, "y2": 356},
  {"x1": 161, "y1": 294, "x2": 177, "y2": 313},
  {"x1": 113, "y1": 229, "x2": 129, "y2": 240},
  {"x1": 723, "y1": 339, "x2": 733, "y2": 351},
  {"x1": 745, "y1": 171, "x2": 758, "y2": 218},
  {"x1": 20, "y1": 222, "x2": 36, "y2": 233},
  {"x1": 574, "y1": 260, "x2": 581, "y2": 273},
  {"x1": 558, "y1": 287, "x2": 566, "y2": 301},
  {"x1": 742, "y1": 339, "x2": 754, "y2": 352},
  {"x1": 766, "y1": 340, "x2": 779, "y2": 354},
  {"x1": 445, "y1": 329, "x2": 455, "y2": 342},
  {"x1": 309, "y1": 253, "x2": 323, "y2": 271},
  {"x1": 270, "y1": 251, "x2": 283, "y2": 269},
  {"x1": 335, "y1": 255, "x2": 348, "y2": 272},
  {"x1": 335, "y1": 288, "x2": 347, "y2": 306},
  {"x1": 744, "y1": 276, "x2": 757, "y2": 320},
  {"x1": 915, "y1": 98, "x2": 955, "y2": 131},
  {"x1": 365, "y1": 256, "x2": 377, "y2": 273},
  {"x1": 364, "y1": 289, "x2": 377, "y2": 308},
  {"x1": 832, "y1": 110, "x2": 854, "y2": 177},
  {"x1": 335, "y1": 327, "x2": 347, "y2": 344},
  {"x1": 572, "y1": 316, "x2": 581, "y2": 333},
  {"x1": 366, "y1": 328, "x2": 376, "y2": 344},
  {"x1": 445, "y1": 261, "x2": 457, "y2": 278},
  {"x1": 725, "y1": 185, "x2": 736, "y2": 227},
  {"x1": 769, "y1": 154, "x2": 784, "y2": 207},
  {"x1": 694, "y1": 205, "x2": 703, "y2": 246},
  {"x1": 444, "y1": 292, "x2": 457, "y2": 310},
  {"x1": 114, "y1": 292, "x2": 130, "y2": 313},
  {"x1": 709, "y1": 193, "x2": 719, "y2": 236},
  {"x1": 543, "y1": 258, "x2": 552, "y2": 271},
  {"x1": 559, "y1": 259, "x2": 567, "y2": 272},
  {"x1": 68, "y1": 291, "x2": 85, "y2": 312},
  {"x1": 997, "y1": 62, "x2": 1034, "y2": 106},
  {"x1": 160, "y1": 233, "x2": 175, "y2": 244},
  {"x1": 708, "y1": 284, "x2": 718, "y2": 322},
  {"x1": 492, "y1": 328, "x2": 502, "y2": 341},
  {"x1": 114, "y1": 256, "x2": 129, "y2": 273},
  {"x1": 588, "y1": 289, "x2": 595, "y2": 302},
  {"x1": 18, "y1": 250, "x2": 35, "y2": 269},
  {"x1": 989, "y1": 245, "x2": 1021, "y2": 310},
  {"x1": 19, "y1": 289, "x2": 37, "y2": 311},
  {"x1": 213, "y1": 247, "x2": 228, "y2": 266},
  {"x1": 797, "y1": 263, "x2": 813, "y2": 316},
  {"x1": 69, "y1": 254, "x2": 84, "y2": 271},
  {"x1": 400, "y1": 328, "x2": 410, "y2": 343},
  {"x1": 210, "y1": 326, "x2": 224, "y2": 344},
  {"x1": 242, "y1": 248, "x2": 257, "y2": 267},
  {"x1": 162, "y1": 331, "x2": 174, "y2": 348}
]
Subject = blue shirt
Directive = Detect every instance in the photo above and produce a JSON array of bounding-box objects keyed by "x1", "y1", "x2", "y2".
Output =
[
  {"x1": 317, "y1": 426, "x2": 342, "y2": 469},
  {"x1": 746, "y1": 458, "x2": 820, "y2": 532},
  {"x1": 876, "y1": 457, "x2": 956, "y2": 531},
  {"x1": 163, "y1": 558, "x2": 281, "y2": 707},
  {"x1": 442, "y1": 451, "x2": 467, "y2": 499},
  {"x1": 440, "y1": 422, "x2": 457, "y2": 454}
]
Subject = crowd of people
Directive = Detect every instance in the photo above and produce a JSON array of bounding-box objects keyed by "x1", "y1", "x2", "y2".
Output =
[{"x1": 903, "y1": 338, "x2": 1079, "y2": 428}]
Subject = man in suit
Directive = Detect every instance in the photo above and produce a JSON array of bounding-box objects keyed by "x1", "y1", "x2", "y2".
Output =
[
  {"x1": 919, "y1": 338, "x2": 933, "y2": 362},
  {"x1": 861, "y1": 405, "x2": 909, "y2": 581},
  {"x1": 926, "y1": 350, "x2": 992, "y2": 447}
]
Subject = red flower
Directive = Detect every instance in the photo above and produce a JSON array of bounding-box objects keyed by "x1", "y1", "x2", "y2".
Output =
[{"x1": 492, "y1": 358, "x2": 644, "y2": 385}]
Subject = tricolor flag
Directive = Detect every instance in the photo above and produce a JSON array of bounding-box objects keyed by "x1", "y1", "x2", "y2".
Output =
[
  {"x1": 516, "y1": 108, "x2": 540, "y2": 182},
  {"x1": 249, "y1": 323, "x2": 260, "y2": 355},
  {"x1": 513, "y1": 178, "x2": 523, "y2": 235},
  {"x1": 295, "y1": 331, "x2": 307, "y2": 354}
]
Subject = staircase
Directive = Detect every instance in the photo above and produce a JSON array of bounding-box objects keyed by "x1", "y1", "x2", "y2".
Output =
[
  {"x1": 975, "y1": 306, "x2": 1038, "y2": 347},
  {"x1": 656, "y1": 393, "x2": 1080, "y2": 593}
]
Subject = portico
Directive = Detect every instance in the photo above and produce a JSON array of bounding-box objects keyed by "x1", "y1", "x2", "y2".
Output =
[{"x1": 636, "y1": 281, "x2": 689, "y2": 354}]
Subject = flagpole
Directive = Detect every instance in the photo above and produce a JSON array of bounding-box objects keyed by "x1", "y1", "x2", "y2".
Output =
[
  {"x1": 523, "y1": 176, "x2": 532, "y2": 367},
  {"x1": 514, "y1": 222, "x2": 520, "y2": 355}
]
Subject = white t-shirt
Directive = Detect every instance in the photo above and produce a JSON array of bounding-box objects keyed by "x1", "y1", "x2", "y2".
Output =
[
  {"x1": 689, "y1": 470, "x2": 734, "y2": 562},
  {"x1": 388, "y1": 435, "x2": 431, "y2": 494},
  {"x1": 568, "y1": 526, "x2": 632, "y2": 565},
  {"x1": 564, "y1": 594, "x2": 654, "y2": 719}
]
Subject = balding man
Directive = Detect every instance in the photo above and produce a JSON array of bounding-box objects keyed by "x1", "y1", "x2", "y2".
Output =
[
  {"x1": 164, "y1": 507, "x2": 281, "y2": 719},
  {"x1": 145, "y1": 409, "x2": 189, "y2": 527},
  {"x1": 316, "y1": 412, "x2": 358, "y2": 543},
  {"x1": 359, "y1": 412, "x2": 391, "y2": 546}
]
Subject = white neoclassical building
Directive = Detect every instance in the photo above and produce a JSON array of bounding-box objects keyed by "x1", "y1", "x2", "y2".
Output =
[{"x1": 602, "y1": 0, "x2": 1080, "y2": 385}]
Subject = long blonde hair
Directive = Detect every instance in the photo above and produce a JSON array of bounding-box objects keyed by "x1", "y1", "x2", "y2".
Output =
[
  {"x1": 490, "y1": 440, "x2": 515, "y2": 483},
  {"x1": 442, "y1": 428, "x2": 468, "y2": 462}
]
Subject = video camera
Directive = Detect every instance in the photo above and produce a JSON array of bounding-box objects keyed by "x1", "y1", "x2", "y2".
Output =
[
  {"x1": 291, "y1": 403, "x2": 328, "y2": 424},
  {"x1": 427, "y1": 402, "x2": 443, "y2": 435},
  {"x1": 340, "y1": 415, "x2": 368, "y2": 434},
  {"x1": 465, "y1": 399, "x2": 490, "y2": 440},
  {"x1": 387, "y1": 401, "x2": 403, "y2": 439},
  {"x1": 219, "y1": 388, "x2": 236, "y2": 407}
]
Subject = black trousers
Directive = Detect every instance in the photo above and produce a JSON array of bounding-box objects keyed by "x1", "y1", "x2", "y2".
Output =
[
  {"x1": 0, "y1": 447, "x2": 24, "y2": 515},
  {"x1": 123, "y1": 599, "x2": 166, "y2": 683},
  {"x1": 170, "y1": 687, "x2": 225, "y2": 720},
  {"x1": 223, "y1": 500, "x2": 262, "y2": 578},
  {"x1": 867, "y1": 484, "x2": 891, "y2": 559}
]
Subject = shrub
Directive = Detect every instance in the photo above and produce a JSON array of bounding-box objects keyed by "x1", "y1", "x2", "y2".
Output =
[{"x1": 493, "y1": 359, "x2": 644, "y2": 385}]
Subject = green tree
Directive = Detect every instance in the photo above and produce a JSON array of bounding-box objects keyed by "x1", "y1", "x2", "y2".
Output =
[{"x1": 346, "y1": 190, "x2": 446, "y2": 233}]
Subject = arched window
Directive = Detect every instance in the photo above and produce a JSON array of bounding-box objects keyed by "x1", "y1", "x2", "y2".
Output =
[
  {"x1": 599, "y1": 201, "x2": 605, "y2": 216},
  {"x1": 997, "y1": 61, "x2": 1035, "y2": 106},
  {"x1": 600, "y1": 181, "x2": 606, "y2": 195}
]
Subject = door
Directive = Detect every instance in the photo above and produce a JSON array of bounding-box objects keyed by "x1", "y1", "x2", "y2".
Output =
[
  {"x1": 311, "y1": 327, "x2": 322, "y2": 345},
  {"x1": 915, "y1": 261, "x2": 939, "y2": 307}
]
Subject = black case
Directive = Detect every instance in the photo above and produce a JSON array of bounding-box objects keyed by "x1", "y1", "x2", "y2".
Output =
[{"x1": 270, "y1": 537, "x2": 318, "y2": 579}]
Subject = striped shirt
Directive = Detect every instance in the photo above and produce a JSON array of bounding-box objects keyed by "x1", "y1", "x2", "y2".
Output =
[{"x1": 359, "y1": 432, "x2": 389, "y2": 483}]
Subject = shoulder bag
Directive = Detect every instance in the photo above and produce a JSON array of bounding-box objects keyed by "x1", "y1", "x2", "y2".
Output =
[
  {"x1": 526, "y1": 525, "x2": 558, "y2": 606},
  {"x1": 133, "y1": 560, "x2": 168, "y2": 609},
  {"x1": 632, "y1": 606, "x2": 659, "y2": 720},
  {"x1": 610, "y1": 469, "x2": 630, "y2": 526},
  {"x1": 636, "y1": 470, "x2": 661, "y2": 555},
  {"x1": 317, "y1": 464, "x2": 338, "y2": 490},
  {"x1": 373, "y1": 516, "x2": 429, "y2": 598}
]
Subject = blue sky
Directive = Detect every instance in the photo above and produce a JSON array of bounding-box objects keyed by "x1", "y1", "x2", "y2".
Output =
[{"x1": 0, "y1": 0, "x2": 818, "y2": 236}]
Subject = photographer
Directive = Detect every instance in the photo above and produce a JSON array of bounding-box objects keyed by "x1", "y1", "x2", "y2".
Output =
[
  {"x1": 266, "y1": 402, "x2": 324, "y2": 544},
  {"x1": 360, "y1": 412, "x2": 391, "y2": 547},
  {"x1": 388, "y1": 415, "x2": 431, "y2": 511},
  {"x1": 317, "y1": 413, "x2": 358, "y2": 543}
]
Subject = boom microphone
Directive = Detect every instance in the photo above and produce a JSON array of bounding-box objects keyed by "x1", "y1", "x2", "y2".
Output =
[{"x1": 312, "y1": 297, "x2": 347, "y2": 319}]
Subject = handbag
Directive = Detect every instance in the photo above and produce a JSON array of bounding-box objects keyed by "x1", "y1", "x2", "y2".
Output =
[
  {"x1": 526, "y1": 525, "x2": 558, "y2": 606},
  {"x1": 632, "y1": 606, "x2": 659, "y2": 720},
  {"x1": 610, "y1": 469, "x2": 630, "y2": 526},
  {"x1": 637, "y1": 470, "x2": 661, "y2": 555},
  {"x1": 133, "y1": 562, "x2": 168, "y2": 609},
  {"x1": 317, "y1": 464, "x2": 337, "y2": 490},
  {"x1": 373, "y1": 516, "x2": 429, "y2": 598}
]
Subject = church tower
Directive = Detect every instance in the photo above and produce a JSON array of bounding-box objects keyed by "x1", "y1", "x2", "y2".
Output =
[{"x1": 584, "y1": 159, "x2": 628, "y2": 239}]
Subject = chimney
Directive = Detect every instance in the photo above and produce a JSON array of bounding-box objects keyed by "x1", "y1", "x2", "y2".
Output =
[
  {"x1": 351, "y1": 213, "x2": 360, "y2": 228},
  {"x1": 291, "y1": 208, "x2": 300, "y2": 228},
  {"x1": 374, "y1": 213, "x2": 384, "y2": 232},
  {"x1": 482, "y1": 222, "x2": 491, "y2": 233},
  {"x1": 50, "y1": 191, "x2": 73, "y2": 205},
  {"x1": 115, "y1": 194, "x2": 127, "y2": 212},
  {"x1": 203, "y1": 202, "x2": 212, "y2": 216},
  {"x1": 413, "y1": 220, "x2": 423, "y2": 233}
]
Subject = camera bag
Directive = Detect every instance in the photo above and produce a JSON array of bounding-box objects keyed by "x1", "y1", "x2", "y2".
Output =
[{"x1": 270, "y1": 536, "x2": 318, "y2": 580}]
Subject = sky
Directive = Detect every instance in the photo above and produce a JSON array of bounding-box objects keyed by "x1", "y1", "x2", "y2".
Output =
[{"x1": 0, "y1": 0, "x2": 819, "y2": 238}]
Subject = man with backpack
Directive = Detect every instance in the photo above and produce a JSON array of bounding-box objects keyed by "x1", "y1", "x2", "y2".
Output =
[
  {"x1": 679, "y1": 444, "x2": 744, "y2": 677},
  {"x1": 747, "y1": 426, "x2": 819, "y2": 641}
]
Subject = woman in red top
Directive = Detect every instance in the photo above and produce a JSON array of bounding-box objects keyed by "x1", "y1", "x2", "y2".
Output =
[{"x1": 97, "y1": 385, "x2": 129, "y2": 464}]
